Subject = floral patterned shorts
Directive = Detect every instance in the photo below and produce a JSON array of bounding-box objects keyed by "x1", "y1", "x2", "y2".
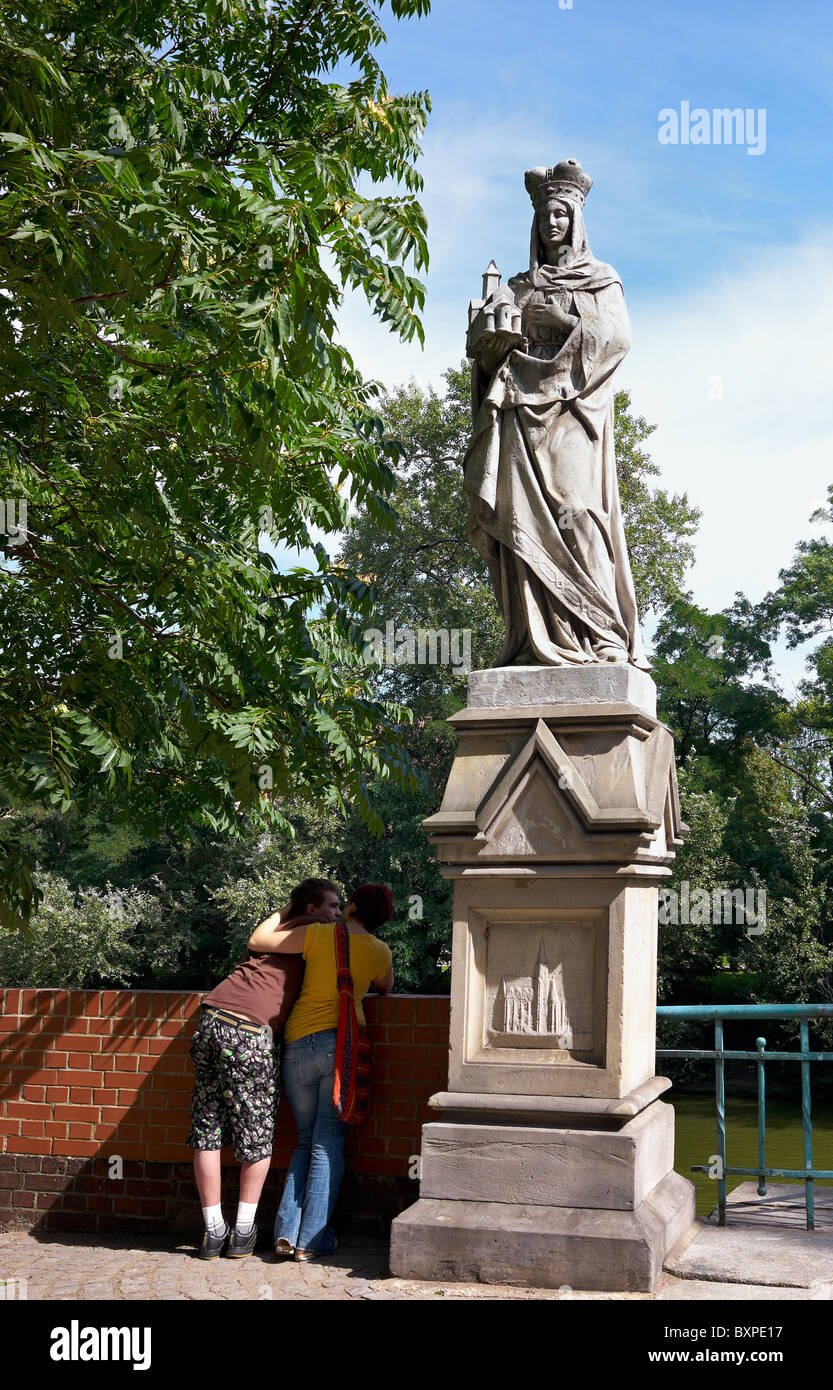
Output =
[{"x1": 186, "y1": 1009, "x2": 282, "y2": 1163}]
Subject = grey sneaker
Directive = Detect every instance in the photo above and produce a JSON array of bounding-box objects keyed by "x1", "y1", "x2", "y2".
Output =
[
  {"x1": 226, "y1": 1226, "x2": 259, "y2": 1258},
  {"x1": 198, "y1": 1223, "x2": 230, "y2": 1260}
]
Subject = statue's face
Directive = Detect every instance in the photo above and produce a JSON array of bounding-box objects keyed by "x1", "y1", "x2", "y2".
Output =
[{"x1": 537, "y1": 200, "x2": 572, "y2": 261}]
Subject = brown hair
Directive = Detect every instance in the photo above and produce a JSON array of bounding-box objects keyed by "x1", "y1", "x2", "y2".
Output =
[
  {"x1": 349, "y1": 883, "x2": 394, "y2": 934},
  {"x1": 286, "y1": 878, "x2": 340, "y2": 918}
]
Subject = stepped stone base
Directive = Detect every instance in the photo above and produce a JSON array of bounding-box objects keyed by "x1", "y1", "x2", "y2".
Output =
[{"x1": 389, "y1": 1170, "x2": 695, "y2": 1293}]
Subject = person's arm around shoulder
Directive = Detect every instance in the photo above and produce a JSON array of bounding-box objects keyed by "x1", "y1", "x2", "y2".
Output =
[
  {"x1": 247, "y1": 911, "x2": 311, "y2": 955},
  {"x1": 372, "y1": 941, "x2": 394, "y2": 996}
]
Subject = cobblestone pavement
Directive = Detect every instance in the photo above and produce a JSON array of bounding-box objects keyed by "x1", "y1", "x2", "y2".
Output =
[
  {"x1": 0, "y1": 1230, "x2": 665, "y2": 1301},
  {"x1": 1, "y1": 1229, "x2": 820, "y2": 1300}
]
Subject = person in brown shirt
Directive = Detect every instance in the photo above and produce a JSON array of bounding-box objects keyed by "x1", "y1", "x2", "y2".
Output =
[{"x1": 186, "y1": 877, "x2": 341, "y2": 1259}]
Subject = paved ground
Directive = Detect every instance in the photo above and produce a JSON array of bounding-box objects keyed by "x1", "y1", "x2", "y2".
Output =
[{"x1": 0, "y1": 1223, "x2": 830, "y2": 1301}]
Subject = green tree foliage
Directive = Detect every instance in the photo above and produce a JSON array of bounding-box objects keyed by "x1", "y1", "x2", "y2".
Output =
[
  {"x1": 653, "y1": 593, "x2": 833, "y2": 1012},
  {"x1": 0, "y1": 0, "x2": 432, "y2": 928},
  {"x1": 0, "y1": 871, "x2": 163, "y2": 987}
]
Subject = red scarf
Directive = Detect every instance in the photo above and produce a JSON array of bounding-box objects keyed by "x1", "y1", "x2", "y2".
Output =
[{"x1": 332, "y1": 921, "x2": 371, "y2": 1125}]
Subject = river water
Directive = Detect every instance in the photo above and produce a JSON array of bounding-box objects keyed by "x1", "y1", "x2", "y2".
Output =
[{"x1": 670, "y1": 1093, "x2": 833, "y2": 1216}]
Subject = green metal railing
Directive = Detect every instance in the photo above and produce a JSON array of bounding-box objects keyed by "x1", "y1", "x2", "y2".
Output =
[{"x1": 656, "y1": 1004, "x2": 833, "y2": 1229}]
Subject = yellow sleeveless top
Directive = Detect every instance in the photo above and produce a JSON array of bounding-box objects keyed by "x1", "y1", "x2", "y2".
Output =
[{"x1": 283, "y1": 922, "x2": 393, "y2": 1043}]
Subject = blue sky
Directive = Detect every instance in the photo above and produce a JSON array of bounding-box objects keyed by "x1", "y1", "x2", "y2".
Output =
[{"x1": 326, "y1": 0, "x2": 833, "y2": 689}]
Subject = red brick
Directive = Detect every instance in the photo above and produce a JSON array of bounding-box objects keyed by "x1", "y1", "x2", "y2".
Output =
[
  {"x1": 386, "y1": 1137, "x2": 417, "y2": 1158},
  {"x1": 351, "y1": 1156, "x2": 403, "y2": 1176},
  {"x1": 389, "y1": 1101, "x2": 417, "y2": 1120},
  {"x1": 151, "y1": 1145, "x2": 191, "y2": 1161},
  {"x1": 12, "y1": 1189, "x2": 37, "y2": 1208},
  {"x1": 6, "y1": 1103, "x2": 51, "y2": 1120},
  {"x1": 87, "y1": 1019, "x2": 112, "y2": 1035},
  {"x1": 67, "y1": 1088, "x2": 93, "y2": 1107},
  {"x1": 5, "y1": 1136, "x2": 51, "y2": 1154},
  {"x1": 93, "y1": 1124, "x2": 117, "y2": 1142},
  {"x1": 20, "y1": 991, "x2": 37, "y2": 1015},
  {"x1": 27, "y1": 1173, "x2": 66, "y2": 1192},
  {"x1": 62, "y1": 1035, "x2": 101, "y2": 1051},
  {"x1": 7, "y1": 1069, "x2": 57, "y2": 1087},
  {"x1": 101, "y1": 1143, "x2": 147, "y2": 1160},
  {"x1": 357, "y1": 1137, "x2": 387, "y2": 1157},
  {"x1": 35, "y1": 1190, "x2": 63, "y2": 1210},
  {"x1": 54, "y1": 1106, "x2": 98, "y2": 1124},
  {"x1": 46, "y1": 1213, "x2": 96, "y2": 1232},
  {"x1": 50, "y1": 991, "x2": 71, "y2": 1016},
  {"x1": 62, "y1": 1016, "x2": 90, "y2": 1035},
  {"x1": 139, "y1": 1198, "x2": 166, "y2": 1216},
  {"x1": 42, "y1": 1052, "x2": 69, "y2": 1068},
  {"x1": 157, "y1": 1074, "x2": 191, "y2": 1091},
  {"x1": 100, "y1": 1107, "x2": 130, "y2": 1124},
  {"x1": 67, "y1": 1054, "x2": 93, "y2": 1069},
  {"x1": 51, "y1": 1140, "x2": 98, "y2": 1157},
  {"x1": 44, "y1": 1122, "x2": 69, "y2": 1139},
  {"x1": 99, "y1": 992, "x2": 118, "y2": 1015},
  {"x1": 0, "y1": 1017, "x2": 18, "y2": 1032},
  {"x1": 61, "y1": 1070, "x2": 104, "y2": 1088},
  {"x1": 0, "y1": 1170, "x2": 23, "y2": 1188},
  {"x1": 159, "y1": 1022, "x2": 184, "y2": 1037},
  {"x1": 20, "y1": 1120, "x2": 45, "y2": 1138},
  {"x1": 3, "y1": 989, "x2": 21, "y2": 1013},
  {"x1": 20, "y1": 1085, "x2": 46, "y2": 1103},
  {"x1": 93, "y1": 1090, "x2": 118, "y2": 1106},
  {"x1": 114, "y1": 1055, "x2": 139, "y2": 1072}
]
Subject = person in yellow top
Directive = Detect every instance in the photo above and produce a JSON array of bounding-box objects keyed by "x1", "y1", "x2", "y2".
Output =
[{"x1": 247, "y1": 882, "x2": 394, "y2": 1261}]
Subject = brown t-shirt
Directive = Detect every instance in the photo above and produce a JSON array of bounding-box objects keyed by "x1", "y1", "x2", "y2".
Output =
[{"x1": 202, "y1": 912, "x2": 322, "y2": 1033}]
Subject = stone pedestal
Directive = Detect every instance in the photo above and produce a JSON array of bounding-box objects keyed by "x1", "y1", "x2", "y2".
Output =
[{"x1": 389, "y1": 665, "x2": 696, "y2": 1292}]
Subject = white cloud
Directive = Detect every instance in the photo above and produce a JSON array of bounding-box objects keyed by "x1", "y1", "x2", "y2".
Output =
[{"x1": 623, "y1": 229, "x2": 833, "y2": 683}]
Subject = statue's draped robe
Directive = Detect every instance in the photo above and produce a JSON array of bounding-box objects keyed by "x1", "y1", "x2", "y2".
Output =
[{"x1": 464, "y1": 221, "x2": 649, "y2": 670}]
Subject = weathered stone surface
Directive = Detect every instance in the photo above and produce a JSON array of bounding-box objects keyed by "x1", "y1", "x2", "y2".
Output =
[
  {"x1": 389, "y1": 1170, "x2": 696, "y2": 1292},
  {"x1": 706, "y1": 1181, "x2": 833, "y2": 1230},
  {"x1": 467, "y1": 665, "x2": 657, "y2": 716},
  {"x1": 666, "y1": 1217, "x2": 833, "y2": 1289},
  {"x1": 446, "y1": 873, "x2": 660, "y2": 1099},
  {"x1": 427, "y1": 1075, "x2": 672, "y2": 1123},
  {"x1": 419, "y1": 1100, "x2": 675, "y2": 1210}
]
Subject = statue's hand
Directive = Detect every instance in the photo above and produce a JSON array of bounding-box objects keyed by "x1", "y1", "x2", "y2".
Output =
[
  {"x1": 476, "y1": 326, "x2": 527, "y2": 372},
  {"x1": 524, "y1": 298, "x2": 579, "y2": 341}
]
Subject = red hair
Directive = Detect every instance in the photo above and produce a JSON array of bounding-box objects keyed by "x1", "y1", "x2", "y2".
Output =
[{"x1": 350, "y1": 883, "x2": 394, "y2": 933}]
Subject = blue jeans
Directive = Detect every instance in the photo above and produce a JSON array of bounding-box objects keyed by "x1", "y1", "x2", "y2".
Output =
[{"x1": 274, "y1": 1029, "x2": 347, "y2": 1254}]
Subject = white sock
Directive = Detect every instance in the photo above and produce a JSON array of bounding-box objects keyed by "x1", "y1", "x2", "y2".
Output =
[
  {"x1": 235, "y1": 1200, "x2": 258, "y2": 1235},
  {"x1": 202, "y1": 1204, "x2": 227, "y2": 1235}
]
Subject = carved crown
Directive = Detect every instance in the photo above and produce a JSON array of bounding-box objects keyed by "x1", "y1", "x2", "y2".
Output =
[{"x1": 524, "y1": 158, "x2": 593, "y2": 208}]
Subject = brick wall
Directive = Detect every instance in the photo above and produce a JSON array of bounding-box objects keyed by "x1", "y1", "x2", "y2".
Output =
[{"x1": 0, "y1": 988, "x2": 450, "y2": 1236}]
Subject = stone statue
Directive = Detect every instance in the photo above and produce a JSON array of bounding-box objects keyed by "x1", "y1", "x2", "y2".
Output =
[{"x1": 464, "y1": 158, "x2": 649, "y2": 670}]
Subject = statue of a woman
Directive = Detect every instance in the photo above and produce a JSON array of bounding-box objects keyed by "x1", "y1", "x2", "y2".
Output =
[{"x1": 464, "y1": 158, "x2": 648, "y2": 669}]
